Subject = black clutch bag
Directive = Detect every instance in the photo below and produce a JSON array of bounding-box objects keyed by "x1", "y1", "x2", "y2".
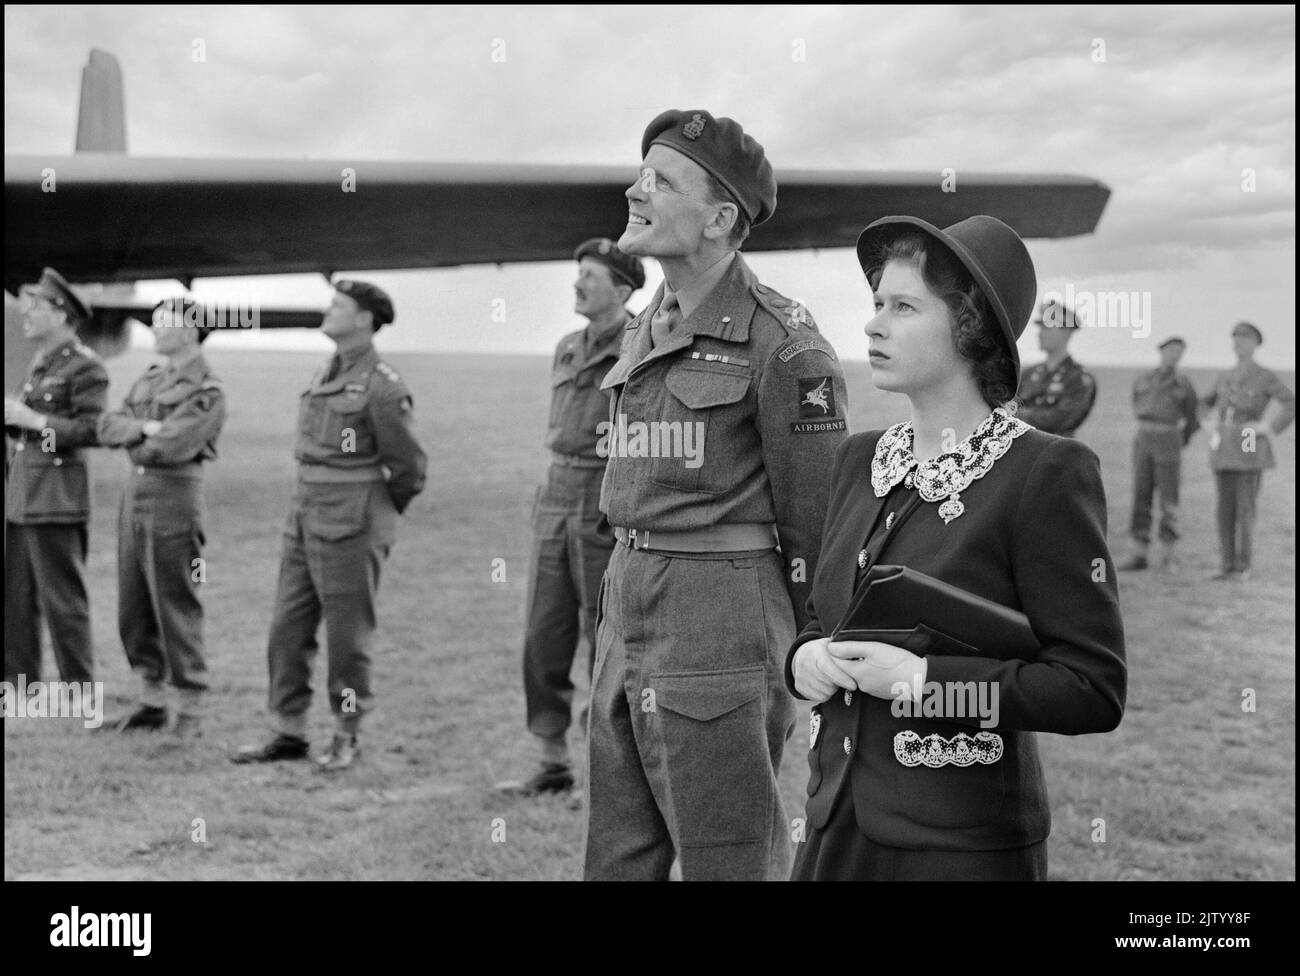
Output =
[{"x1": 830, "y1": 564, "x2": 1039, "y2": 661}]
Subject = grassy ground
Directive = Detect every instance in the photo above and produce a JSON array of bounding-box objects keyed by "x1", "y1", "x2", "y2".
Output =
[{"x1": 4, "y1": 349, "x2": 1294, "y2": 880}]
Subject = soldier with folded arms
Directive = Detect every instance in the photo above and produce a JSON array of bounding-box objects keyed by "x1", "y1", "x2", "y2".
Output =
[{"x1": 98, "y1": 297, "x2": 227, "y2": 737}]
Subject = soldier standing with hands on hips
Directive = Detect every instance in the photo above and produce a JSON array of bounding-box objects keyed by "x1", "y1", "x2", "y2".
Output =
[
  {"x1": 98, "y1": 297, "x2": 227, "y2": 736},
  {"x1": 1016, "y1": 300, "x2": 1096, "y2": 438},
  {"x1": 584, "y1": 110, "x2": 849, "y2": 881},
  {"x1": 495, "y1": 238, "x2": 645, "y2": 797},
  {"x1": 5, "y1": 267, "x2": 108, "y2": 687},
  {"x1": 233, "y1": 280, "x2": 427, "y2": 772}
]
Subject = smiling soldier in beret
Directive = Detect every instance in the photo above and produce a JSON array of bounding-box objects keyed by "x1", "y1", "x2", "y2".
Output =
[
  {"x1": 5, "y1": 267, "x2": 108, "y2": 687},
  {"x1": 233, "y1": 279, "x2": 427, "y2": 772},
  {"x1": 583, "y1": 110, "x2": 849, "y2": 880}
]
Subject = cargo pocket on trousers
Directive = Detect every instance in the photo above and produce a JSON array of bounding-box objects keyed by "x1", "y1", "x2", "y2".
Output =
[
  {"x1": 304, "y1": 489, "x2": 369, "y2": 541},
  {"x1": 649, "y1": 666, "x2": 769, "y2": 847}
]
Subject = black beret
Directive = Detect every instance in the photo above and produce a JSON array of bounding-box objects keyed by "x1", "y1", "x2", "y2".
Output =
[
  {"x1": 1232, "y1": 321, "x2": 1263, "y2": 344},
  {"x1": 1157, "y1": 336, "x2": 1187, "y2": 350},
  {"x1": 1039, "y1": 299, "x2": 1080, "y2": 330},
  {"x1": 574, "y1": 238, "x2": 646, "y2": 290},
  {"x1": 27, "y1": 267, "x2": 89, "y2": 322},
  {"x1": 334, "y1": 279, "x2": 395, "y2": 326},
  {"x1": 154, "y1": 296, "x2": 219, "y2": 342},
  {"x1": 641, "y1": 109, "x2": 777, "y2": 225}
]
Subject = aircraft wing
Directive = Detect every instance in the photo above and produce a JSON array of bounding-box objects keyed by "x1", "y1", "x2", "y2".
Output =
[{"x1": 3, "y1": 154, "x2": 1110, "y2": 289}]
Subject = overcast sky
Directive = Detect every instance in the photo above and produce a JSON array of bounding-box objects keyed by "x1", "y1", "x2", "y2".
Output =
[{"x1": 4, "y1": 4, "x2": 1295, "y2": 367}]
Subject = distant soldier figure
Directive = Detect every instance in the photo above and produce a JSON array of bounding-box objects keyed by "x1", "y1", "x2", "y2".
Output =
[
  {"x1": 1202, "y1": 321, "x2": 1295, "y2": 581},
  {"x1": 233, "y1": 281, "x2": 427, "y2": 771},
  {"x1": 98, "y1": 298, "x2": 227, "y2": 736},
  {"x1": 494, "y1": 238, "x2": 645, "y2": 797},
  {"x1": 5, "y1": 268, "x2": 108, "y2": 685},
  {"x1": 1120, "y1": 337, "x2": 1200, "y2": 573},
  {"x1": 1016, "y1": 300, "x2": 1096, "y2": 437}
]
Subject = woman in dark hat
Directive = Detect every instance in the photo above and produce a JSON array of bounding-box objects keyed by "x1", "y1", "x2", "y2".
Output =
[
  {"x1": 1202, "y1": 321, "x2": 1295, "y2": 581},
  {"x1": 785, "y1": 215, "x2": 1127, "y2": 881}
]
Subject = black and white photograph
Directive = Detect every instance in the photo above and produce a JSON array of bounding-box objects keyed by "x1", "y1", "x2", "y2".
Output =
[{"x1": 3, "y1": 0, "x2": 1294, "y2": 947}]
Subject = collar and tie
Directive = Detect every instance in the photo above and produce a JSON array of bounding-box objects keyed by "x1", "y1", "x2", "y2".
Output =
[{"x1": 650, "y1": 292, "x2": 681, "y2": 348}]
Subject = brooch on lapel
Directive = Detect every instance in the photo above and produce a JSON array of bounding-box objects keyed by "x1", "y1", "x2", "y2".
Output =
[{"x1": 938, "y1": 493, "x2": 964, "y2": 525}]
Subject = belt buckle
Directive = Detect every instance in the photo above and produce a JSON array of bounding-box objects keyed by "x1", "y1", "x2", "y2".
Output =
[{"x1": 627, "y1": 528, "x2": 650, "y2": 551}]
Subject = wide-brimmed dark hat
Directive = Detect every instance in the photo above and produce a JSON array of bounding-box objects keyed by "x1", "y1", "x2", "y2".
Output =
[{"x1": 856, "y1": 215, "x2": 1037, "y2": 386}]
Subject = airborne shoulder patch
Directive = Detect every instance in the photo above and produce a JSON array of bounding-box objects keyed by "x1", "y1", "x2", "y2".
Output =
[{"x1": 791, "y1": 374, "x2": 846, "y2": 434}]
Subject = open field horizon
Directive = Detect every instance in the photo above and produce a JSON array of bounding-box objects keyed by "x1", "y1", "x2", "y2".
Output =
[{"x1": 4, "y1": 348, "x2": 1295, "y2": 881}]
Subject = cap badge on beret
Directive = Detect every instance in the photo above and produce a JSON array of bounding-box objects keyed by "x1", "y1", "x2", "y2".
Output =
[{"x1": 683, "y1": 114, "x2": 707, "y2": 140}]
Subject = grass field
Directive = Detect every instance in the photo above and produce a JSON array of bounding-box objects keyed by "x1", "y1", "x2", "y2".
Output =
[{"x1": 4, "y1": 347, "x2": 1295, "y2": 881}]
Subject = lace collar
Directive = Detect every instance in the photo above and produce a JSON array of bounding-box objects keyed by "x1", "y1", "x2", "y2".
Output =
[{"x1": 871, "y1": 408, "x2": 1030, "y2": 523}]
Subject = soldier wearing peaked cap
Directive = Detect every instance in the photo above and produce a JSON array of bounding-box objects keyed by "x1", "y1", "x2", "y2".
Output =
[
  {"x1": 1201, "y1": 321, "x2": 1295, "y2": 581},
  {"x1": 583, "y1": 110, "x2": 849, "y2": 880},
  {"x1": 1016, "y1": 300, "x2": 1097, "y2": 438},
  {"x1": 98, "y1": 298, "x2": 227, "y2": 737},
  {"x1": 233, "y1": 279, "x2": 427, "y2": 771},
  {"x1": 5, "y1": 268, "x2": 108, "y2": 687},
  {"x1": 494, "y1": 238, "x2": 645, "y2": 798}
]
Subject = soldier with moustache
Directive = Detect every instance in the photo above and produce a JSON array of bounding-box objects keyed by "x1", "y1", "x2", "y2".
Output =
[
  {"x1": 5, "y1": 268, "x2": 109, "y2": 686},
  {"x1": 233, "y1": 280, "x2": 427, "y2": 772},
  {"x1": 495, "y1": 238, "x2": 646, "y2": 797},
  {"x1": 98, "y1": 297, "x2": 227, "y2": 736},
  {"x1": 584, "y1": 110, "x2": 849, "y2": 881}
]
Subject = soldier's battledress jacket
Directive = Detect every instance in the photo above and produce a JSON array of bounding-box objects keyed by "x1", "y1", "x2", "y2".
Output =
[
  {"x1": 1016, "y1": 356, "x2": 1096, "y2": 438},
  {"x1": 296, "y1": 345, "x2": 427, "y2": 513},
  {"x1": 598, "y1": 253, "x2": 848, "y2": 627},
  {"x1": 98, "y1": 354, "x2": 226, "y2": 468},
  {"x1": 6, "y1": 338, "x2": 109, "y2": 524}
]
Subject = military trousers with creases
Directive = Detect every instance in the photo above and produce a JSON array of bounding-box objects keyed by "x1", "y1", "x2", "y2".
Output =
[
  {"x1": 266, "y1": 480, "x2": 396, "y2": 735},
  {"x1": 522, "y1": 463, "x2": 612, "y2": 741},
  {"x1": 1129, "y1": 427, "x2": 1183, "y2": 543},
  {"x1": 583, "y1": 542, "x2": 798, "y2": 881},
  {"x1": 117, "y1": 468, "x2": 209, "y2": 713},
  {"x1": 4, "y1": 521, "x2": 93, "y2": 684},
  {"x1": 1214, "y1": 470, "x2": 1262, "y2": 573}
]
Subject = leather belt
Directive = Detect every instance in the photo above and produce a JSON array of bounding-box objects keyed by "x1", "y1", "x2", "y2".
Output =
[
  {"x1": 550, "y1": 452, "x2": 606, "y2": 470},
  {"x1": 298, "y1": 464, "x2": 384, "y2": 484},
  {"x1": 613, "y1": 522, "x2": 778, "y2": 553}
]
